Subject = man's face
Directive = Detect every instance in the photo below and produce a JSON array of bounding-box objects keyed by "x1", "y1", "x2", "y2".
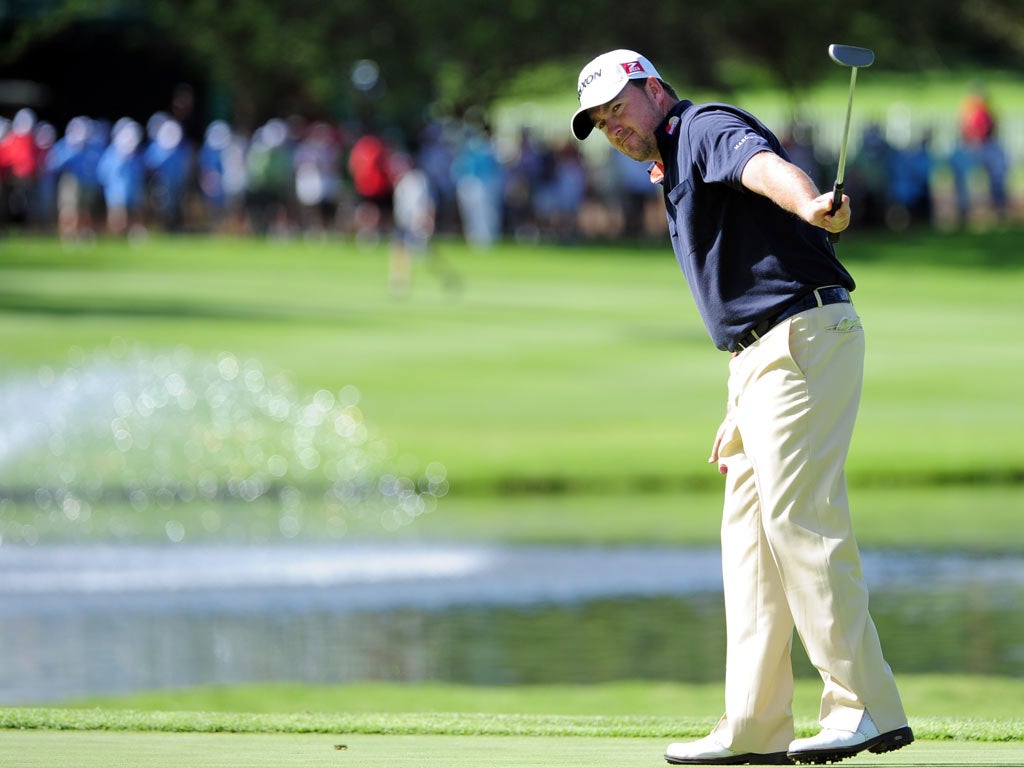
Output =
[{"x1": 587, "y1": 79, "x2": 665, "y2": 163}]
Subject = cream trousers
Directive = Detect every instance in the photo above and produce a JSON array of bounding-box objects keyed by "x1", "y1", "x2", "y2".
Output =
[{"x1": 711, "y1": 301, "x2": 907, "y2": 753}]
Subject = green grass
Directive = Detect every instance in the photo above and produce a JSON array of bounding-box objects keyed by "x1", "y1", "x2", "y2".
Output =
[
  {"x1": 50, "y1": 676, "x2": 1024, "y2": 725},
  {"x1": 16, "y1": 484, "x2": 1021, "y2": 550},
  {"x1": 5, "y1": 677, "x2": 1021, "y2": 766},
  {"x1": 3, "y1": 709, "x2": 1022, "y2": 742},
  {"x1": 388, "y1": 485, "x2": 1024, "y2": 550},
  {"x1": 3, "y1": 732, "x2": 1021, "y2": 768},
  {"x1": 1, "y1": 230, "x2": 1022, "y2": 548},
  {"x1": 3, "y1": 675, "x2": 1023, "y2": 760},
  {"x1": 9, "y1": 676, "x2": 1021, "y2": 745}
]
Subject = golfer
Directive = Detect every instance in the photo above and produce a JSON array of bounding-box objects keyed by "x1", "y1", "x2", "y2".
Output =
[{"x1": 570, "y1": 50, "x2": 913, "y2": 765}]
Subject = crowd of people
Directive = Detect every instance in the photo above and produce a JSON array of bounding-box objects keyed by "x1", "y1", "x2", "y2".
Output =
[
  {"x1": 0, "y1": 84, "x2": 1015, "y2": 247},
  {"x1": 782, "y1": 85, "x2": 1014, "y2": 232},
  {"x1": 0, "y1": 100, "x2": 651, "y2": 248}
]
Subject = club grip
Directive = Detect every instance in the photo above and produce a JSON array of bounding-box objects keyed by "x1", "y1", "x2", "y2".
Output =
[{"x1": 828, "y1": 181, "x2": 844, "y2": 244}]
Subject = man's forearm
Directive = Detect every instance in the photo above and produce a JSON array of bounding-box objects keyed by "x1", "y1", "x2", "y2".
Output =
[{"x1": 740, "y1": 150, "x2": 821, "y2": 217}]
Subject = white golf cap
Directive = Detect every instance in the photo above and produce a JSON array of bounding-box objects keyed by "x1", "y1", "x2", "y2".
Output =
[{"x1": 571, "y1": 49, "x2": 662, "y2": 140}]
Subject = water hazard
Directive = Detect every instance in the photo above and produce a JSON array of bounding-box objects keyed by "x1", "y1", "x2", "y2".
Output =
[{"x1": 2, "y1": 543, "x2": 1022, "y2": 703}]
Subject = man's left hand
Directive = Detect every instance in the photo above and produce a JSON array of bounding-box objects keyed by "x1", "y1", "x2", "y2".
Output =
[{"x1": 806, "y1": 190, "x2": 851, "y2": 234}]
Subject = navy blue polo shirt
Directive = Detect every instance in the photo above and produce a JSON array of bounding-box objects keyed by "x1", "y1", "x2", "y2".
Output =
[{"x1": 653, "y1": 100, "x2": 855, "y2": 352}]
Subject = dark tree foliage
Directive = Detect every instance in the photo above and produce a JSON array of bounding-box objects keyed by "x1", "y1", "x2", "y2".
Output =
[{"x1": 1, "y1": 0, "x2": 1021, "y2": 134}]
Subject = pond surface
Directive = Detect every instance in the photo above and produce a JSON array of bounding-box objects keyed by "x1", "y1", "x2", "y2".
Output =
[{"x1": 2, "y1": 543, "x2": 1022, "y2": 703}]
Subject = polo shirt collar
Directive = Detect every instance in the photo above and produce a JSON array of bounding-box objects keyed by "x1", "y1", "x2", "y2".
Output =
[{"x1": 649, "y1": 100, "x2": 692, "y2": 185}]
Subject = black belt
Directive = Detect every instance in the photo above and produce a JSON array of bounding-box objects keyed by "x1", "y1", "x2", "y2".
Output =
[{"x1": 733, "y1": 286, "x2": 852, "y2": 352}]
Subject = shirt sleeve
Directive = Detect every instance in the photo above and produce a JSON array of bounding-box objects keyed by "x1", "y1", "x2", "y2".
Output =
[{"x1": 687, "y1": 107, "x2": 776, "y2": 189}]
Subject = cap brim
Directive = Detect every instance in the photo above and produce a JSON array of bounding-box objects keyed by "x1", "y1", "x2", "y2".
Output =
[{"x1": 571, "y1": 107, "x2": 595, "y2": 141}]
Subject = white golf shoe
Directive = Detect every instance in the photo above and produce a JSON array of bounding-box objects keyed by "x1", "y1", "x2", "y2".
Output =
[
  {"x1": 787, "y1": 712, "x2": 914, "y2": 764},
  {"x1": 665, "y1": 734, "x2": 793, "y2": 765}
]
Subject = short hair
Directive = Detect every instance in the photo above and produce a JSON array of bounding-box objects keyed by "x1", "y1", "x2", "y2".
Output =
[{"x1": 630, "y1": 77, "x2": 679, "y2": 100}]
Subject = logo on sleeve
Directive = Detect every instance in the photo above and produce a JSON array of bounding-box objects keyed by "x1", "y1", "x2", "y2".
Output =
[{"x1": 732, "y1": 134, "x2": 758, "y2": 151}]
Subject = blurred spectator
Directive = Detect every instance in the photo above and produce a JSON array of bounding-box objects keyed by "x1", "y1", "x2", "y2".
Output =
[
  {"x1": 503, "y1": 126, "x2": 545, "y2": 242},
  {"x1": 47, "y1": 116, "x2": 104, "y2": 240},
  {"x1": 390, "y1": 155, "x2": 429, "y2": 293},
  {"x1": 143, "y1": 117, "x2": 194, "y2": 232},
  {"x1": 960, "y1": 85, "x2": 995, "y2": 145},
  {"x1": 451, "y1": 126, "x2": 503, "y2": 248},
  {"x1": 0, "y1": 108, "x2": 44, "y2": 227},
  {"x1": 542, "y1": 142, "x2": 587, "y2": 242},
  {"x1": 607, "y1": 146, "x2": 660, "y2": 240},
  {"x1": 245, "y1": 119, "x2": 294, "y2": 237},
  {"x1": 197, "y1": 120, "x2": 233, "y2": 231},
  {"x1": 293, "y1": 121, "x2": 342, "y2": 238},
  {"x1": 97, "y1": 119, "x2": 146, "y2": 236},
  {"x1": 33, "y1": 120, "x2": 58, "y2": 229},
  {"x1": 390, "y1": 153, "x2": 462, "y2": 296},
  {"x1": 845, "y1": 123, "x2": 891, "y2": 230},
  {"x1": 949, "y1": 142, "x2": 973, "y2": 226},
  {"x1": 979, "y1": 133, "x2": 1010, "y2": 220},
  {"x1": 416, "y1": 120, "x2": 459, "y2": 235},
  {"x1": 781, "y1": 120, "x2": 823, "y2": 190},
  {"x1": 886, "y1": 132, "x2": 934, "y2": 230},
  {"x1": 348, "y1": 126, "x2": 397, "y2": 245},
  {"x1": 0, "y1": 116, "x2": 10, "y2": 229},
  {"x1": 203, "y1": 120, "x2": 248, "y2": 234},
  {"x1": 951, "y1": 83, "x2": 1009, "y2": 227}
]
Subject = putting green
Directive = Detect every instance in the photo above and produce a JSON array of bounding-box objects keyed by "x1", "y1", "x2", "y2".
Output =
[{"x1": 1, "y1": 732, "x2": 1023, "y2": 768}]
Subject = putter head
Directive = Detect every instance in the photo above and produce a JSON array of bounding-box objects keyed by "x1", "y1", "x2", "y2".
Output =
[{"x1": 828, "y1": 44, "x2": 875, "y2": 68}]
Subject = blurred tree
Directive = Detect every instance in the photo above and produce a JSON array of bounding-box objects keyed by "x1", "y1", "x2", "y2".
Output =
[{"x1": 1, "y1": 0, "x2": 1021, "y2": 134}]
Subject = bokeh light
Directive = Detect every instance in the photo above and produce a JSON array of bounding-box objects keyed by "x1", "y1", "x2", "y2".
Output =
[{"x1": 0, "y1": 341, "x2": 447, "y2": 544}]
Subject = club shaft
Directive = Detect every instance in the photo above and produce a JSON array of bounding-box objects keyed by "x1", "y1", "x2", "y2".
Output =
[{"x1": 835, "y1": 67, "x2": 858, "y2": 187}]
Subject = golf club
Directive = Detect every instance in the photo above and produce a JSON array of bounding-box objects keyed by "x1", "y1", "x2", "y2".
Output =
[{"x1": 827, "y1": 43, "x2": 875, "y2": 243}]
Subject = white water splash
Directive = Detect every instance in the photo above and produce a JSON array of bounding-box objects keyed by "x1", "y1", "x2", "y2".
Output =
[{"x1": 0, "y1": 342, "x2": 448, "y2": 543}]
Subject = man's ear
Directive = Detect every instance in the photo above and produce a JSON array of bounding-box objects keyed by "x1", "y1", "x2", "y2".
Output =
[{"x1": 646, "y1": 76, "x2": 665, "y2": 102}]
